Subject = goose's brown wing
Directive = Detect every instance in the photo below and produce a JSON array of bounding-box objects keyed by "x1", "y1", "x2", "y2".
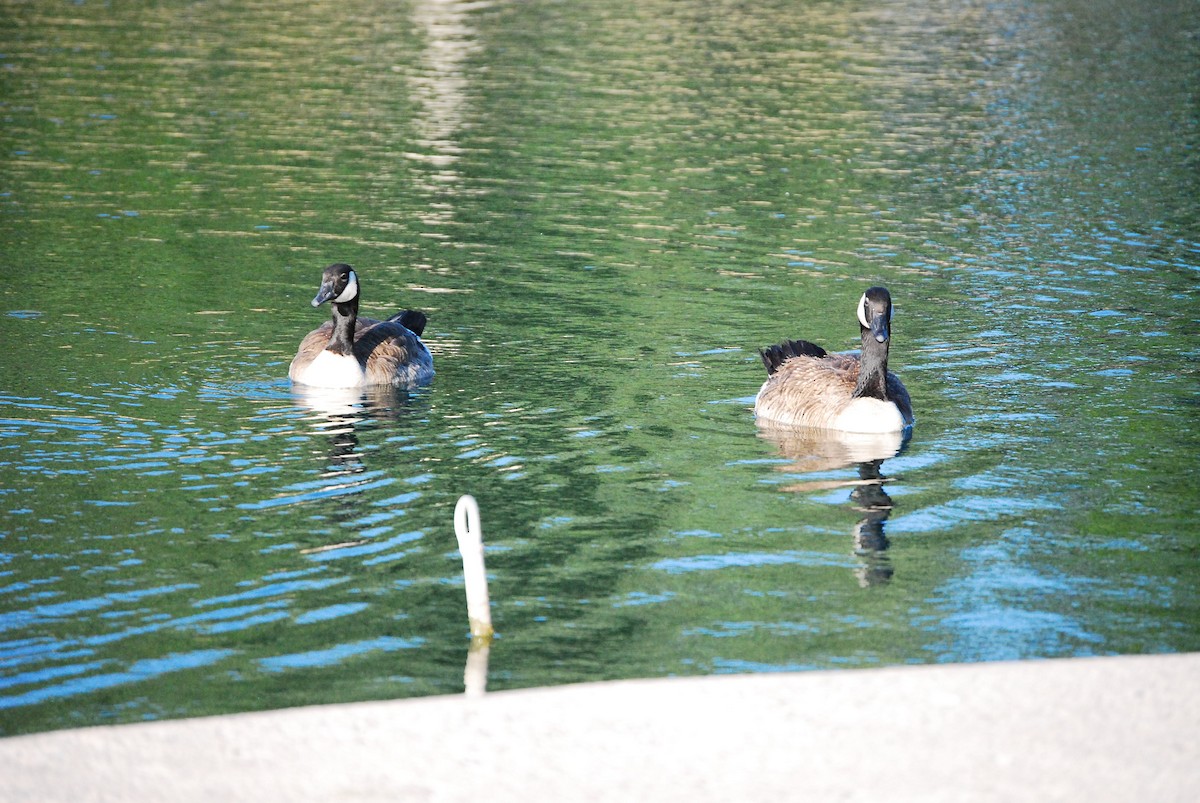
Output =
[
  {"x1": 353, "y1": 317, "x2": 433, "y2": 387},
  {"x1": 754, "y1": 353, "x2": 860, "y2": 428}
]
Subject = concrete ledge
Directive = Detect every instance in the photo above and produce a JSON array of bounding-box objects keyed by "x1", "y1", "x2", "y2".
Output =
[{"x1": 3, "y1": 652, "x2": 1198, "y2": 802}]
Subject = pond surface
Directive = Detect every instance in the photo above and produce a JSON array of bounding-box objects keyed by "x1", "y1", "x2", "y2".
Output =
[{"x1": 1, "y1": 0, "x2": 1198, "y2": 736}]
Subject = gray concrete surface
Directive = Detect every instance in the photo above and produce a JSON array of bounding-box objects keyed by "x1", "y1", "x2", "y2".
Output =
[{"x1": 3, "y1": 652, "x2": 1198, "y2": 802}]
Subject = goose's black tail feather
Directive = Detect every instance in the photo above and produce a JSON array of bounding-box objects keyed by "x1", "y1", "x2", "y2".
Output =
[
  {"x1": 758, "y1": 339, "x2": 827, "y2": 376},
  {"x1": 389, "y1": 309, "x2": 427, "y2": 337}
]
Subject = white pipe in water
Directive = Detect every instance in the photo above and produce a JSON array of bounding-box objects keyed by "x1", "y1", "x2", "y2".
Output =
[{"x1": 454, "y1": 494, "x2": 493, "y2": 640}]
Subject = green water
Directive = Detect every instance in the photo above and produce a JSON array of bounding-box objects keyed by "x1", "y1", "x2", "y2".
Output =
[{"x1": 1, "y1": 0, "x2": 1197, "y2": 736}]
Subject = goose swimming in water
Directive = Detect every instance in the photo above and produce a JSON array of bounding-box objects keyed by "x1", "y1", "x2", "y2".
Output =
[
  {"x1": 754, "y1": 286, "x2": 913, "y2": 433},
  {"x1": 289, "y1": 263, "x2": 434, "y2": 389}
]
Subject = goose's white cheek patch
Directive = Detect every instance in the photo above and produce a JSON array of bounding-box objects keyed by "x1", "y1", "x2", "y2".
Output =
[{"x1": 333, "y1": 270, "x2": 359, "y2": 303}]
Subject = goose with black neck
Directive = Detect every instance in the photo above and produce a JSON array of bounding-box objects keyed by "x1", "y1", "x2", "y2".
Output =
[
  {"x1": 289, "y1": 263, "x2": 434, "y2": 389},
  {"x1": 754, "y1": 286, "x2": 913, "y2": 433}
]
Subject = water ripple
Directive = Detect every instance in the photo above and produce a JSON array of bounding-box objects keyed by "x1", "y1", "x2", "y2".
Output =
[
  {"x1": 0, "y1": 649, "x2": 235, "y2": 710},
  {"x1": 652, "y1": 551, "x2": 856, "y2": 575},
  {"x1": 258, "y1": 637, "x2": 424, "y2": 674}
]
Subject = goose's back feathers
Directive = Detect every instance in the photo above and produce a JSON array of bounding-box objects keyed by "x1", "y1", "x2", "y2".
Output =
[
  {"x1": 755, "y1": 351, "x2": 912, "y2": 432},
  {"x1": 390, "y1": 309, "x2": 427, "y2": 338},
  {"x1": 759, "y1": 339, "x2": 828, "y2": 374}
]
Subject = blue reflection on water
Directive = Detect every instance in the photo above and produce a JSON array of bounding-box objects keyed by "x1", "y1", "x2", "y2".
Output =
[
  {"x1": 0, "y1": 650, "x2": 235, "y2": 709},
  {"x1": 259, "y1": 637, "x2": 424, "y2": 673}
]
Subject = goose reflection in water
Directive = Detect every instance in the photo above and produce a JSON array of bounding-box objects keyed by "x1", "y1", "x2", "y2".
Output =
[
  {"x1": 292, "y1": 384, "x2": 427, "y2": 464},
  {"x1": 289, "y1": 384, "x2": 429, "y2": 552},
  {"x1": 293, "y1": 383, "x2": 422, "y2": 432},
  {"x1": 847, "y1": 461, "x2": 896, "y2": 586},
  {"x1": 757, "y1": 423, "x2": 909, "y2": 586}
]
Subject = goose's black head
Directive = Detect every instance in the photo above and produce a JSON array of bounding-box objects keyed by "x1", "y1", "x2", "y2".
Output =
[
  {"x1": 311, "y1": 263, "x2": 359, "y2": 308},
  {"x1": 857, "y1": 286, "x2": 894, "y2": 345}
]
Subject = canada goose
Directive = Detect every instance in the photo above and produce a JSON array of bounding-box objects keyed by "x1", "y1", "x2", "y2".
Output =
[
  {"x1": 754, "y1": 286, "x2": 913, "y2": 433},
  {"x1": 289, "y1": 263, "x2": 434, "y2": 389}
]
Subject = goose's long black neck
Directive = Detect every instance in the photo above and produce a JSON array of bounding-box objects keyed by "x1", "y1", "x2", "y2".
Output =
[
  {"x1": 326, "y1": 298, "x2": 359, "y2": 356},
  {"x1": 853, "y1": 331, "x2": 891, "y2": 401}
]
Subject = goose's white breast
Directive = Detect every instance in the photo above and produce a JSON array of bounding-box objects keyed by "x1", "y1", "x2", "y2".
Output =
[
  {"x1": 832, "y1": 397, "x2": 908, "y2": 433},
  {"x1": 293, "y1": 350, "x2": 366, "y2": 388}
]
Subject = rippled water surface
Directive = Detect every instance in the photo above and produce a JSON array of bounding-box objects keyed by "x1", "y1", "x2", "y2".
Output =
[{"x1": 1, "y1": 0, "x2": 1198, "y2": 735}]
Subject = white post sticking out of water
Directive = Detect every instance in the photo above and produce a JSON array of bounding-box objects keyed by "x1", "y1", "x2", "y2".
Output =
[
  {"x1": 454, "y1": 494, "x2": 493, "y2": 640},
  {"x1": 455, "y1": 494, "x2": 492, "y2": 697}
]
